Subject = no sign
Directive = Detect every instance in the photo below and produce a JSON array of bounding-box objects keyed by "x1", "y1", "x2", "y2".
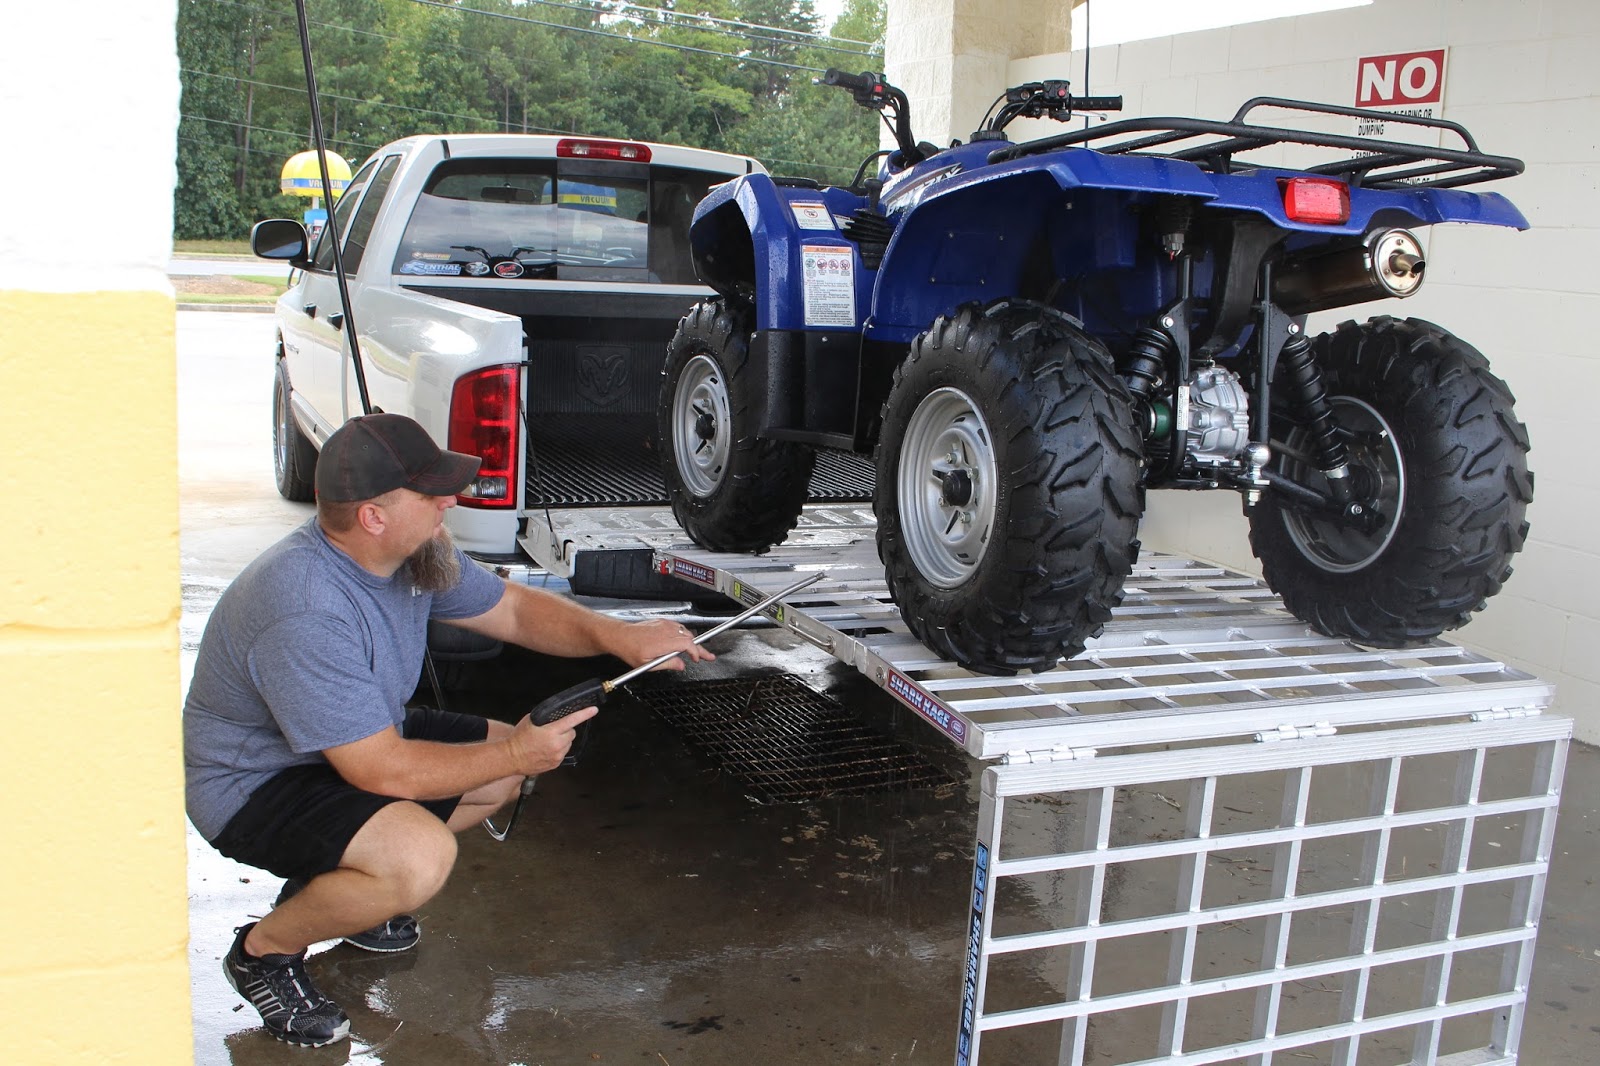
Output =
[{"x1": 1355, "y1": 49, "x2": 1447, "y2": 108}]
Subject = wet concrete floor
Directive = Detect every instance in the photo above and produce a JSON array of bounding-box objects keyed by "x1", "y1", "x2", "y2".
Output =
[
  {"x1": 187, "y1": 630, "x2": 990, "y2": 1064},
  {"x1": 180, "y1": 312, "x2": 1598, "y2": 1064}
]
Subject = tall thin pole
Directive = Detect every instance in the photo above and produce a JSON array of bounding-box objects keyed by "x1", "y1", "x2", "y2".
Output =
[{"x1": 293, "y1": 0, "x2": 372, "y2": 415}]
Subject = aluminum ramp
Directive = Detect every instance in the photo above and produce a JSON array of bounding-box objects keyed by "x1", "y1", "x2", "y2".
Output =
[
  {"x1": 651, "y1": 535, "x2": 1554, "y2": 761},
  {"x1": 650, "y1": 533, "x2": 1567, "y2": 1066}
]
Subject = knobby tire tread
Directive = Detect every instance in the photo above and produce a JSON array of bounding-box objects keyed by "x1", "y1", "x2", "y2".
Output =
[
  {"x1": 876, "y1": 300, "x2": 1145, "y2": 675},
  {"x1": 1250, "y1": 316, "x2": 1533, "y2": 646},
  {"x1": 659, "y1": 299, "x2": 814, "y2": 553}
]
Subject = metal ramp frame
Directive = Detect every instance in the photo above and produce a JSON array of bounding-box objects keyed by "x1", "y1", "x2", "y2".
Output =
[
  {"x1": 652, "y1": 535, "x2": 1555, "y2": 760},
  {"x1": 962, "y1": 717, "x2": 1568, "y2": 1065},
  {"x1": 649, "y1": 531, "x2": 1569, "y2": 1066}
]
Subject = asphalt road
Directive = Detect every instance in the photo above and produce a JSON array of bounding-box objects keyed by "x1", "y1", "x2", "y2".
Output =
[
  {"x1": 178, "y1": 310, "x2": 306, "y2": 584},
  {"x1": 169, "y1": 255, "x2": 291, "y2": 278}
]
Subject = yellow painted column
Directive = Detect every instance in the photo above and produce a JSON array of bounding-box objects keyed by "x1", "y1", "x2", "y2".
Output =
[{"x1": 0, "y1": 4, "x2": 191, "y2": 1061}]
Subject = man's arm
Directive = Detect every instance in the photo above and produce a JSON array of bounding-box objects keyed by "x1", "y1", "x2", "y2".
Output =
[
  {"x1": 322, "y1": 706, "x2": 599, "y2": 801},
  {"x1": 443, "y1": 582, "x2": 713, "y2": 671}
]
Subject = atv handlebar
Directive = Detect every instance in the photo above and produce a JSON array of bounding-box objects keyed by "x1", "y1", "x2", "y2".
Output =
[
  {"x1": 1074, "y1": 96, "x2": 1125, "y2": 113},
  {"x1": 987, "y1": 82, "x2": 1125, "y2": 132},
  {"x1": 820, "y1": 68, "x2": 926, "y2": 167},
  {"x1": 820, "y1": 69, "x2": 879, "y2": 94},
  {"x1": 819, "y1": 68, "x2": 897, "y2": 115}
]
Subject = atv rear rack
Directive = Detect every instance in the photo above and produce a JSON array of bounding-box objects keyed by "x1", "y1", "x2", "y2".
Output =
[{"x1": 989, "y1": 96, "x2": 1524, "y2": 190}]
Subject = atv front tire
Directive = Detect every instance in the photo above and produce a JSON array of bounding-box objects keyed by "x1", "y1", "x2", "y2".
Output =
[
  {"x1": 875, "y1": 301, "x2": 1145, "y2": 674},
  {"x1": 659, "y1": 299, "x2": 814, "y2": 552},
  {"x1": 1250, "y1": 317, "x2": 1533, "y2": 645}
]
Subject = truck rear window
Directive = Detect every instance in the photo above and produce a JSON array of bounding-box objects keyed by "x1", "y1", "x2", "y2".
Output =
[{"x1": 392, "y1": 159, "x2": 719, "y2": 285}]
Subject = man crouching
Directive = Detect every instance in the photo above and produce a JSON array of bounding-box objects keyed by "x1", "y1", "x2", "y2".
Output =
[{"x1": 183, "y1": 413, "x2": 710, "y2": 1046}]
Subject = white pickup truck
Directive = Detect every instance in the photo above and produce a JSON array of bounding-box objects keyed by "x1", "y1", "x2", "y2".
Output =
[{"x1": 252, "y1": 132, "x2": 874, "y2": 605}]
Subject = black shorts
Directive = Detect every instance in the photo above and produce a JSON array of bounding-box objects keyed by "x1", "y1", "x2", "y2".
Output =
[{"x1": 210, "y1": 707, "x2": 490, "y2": 881}]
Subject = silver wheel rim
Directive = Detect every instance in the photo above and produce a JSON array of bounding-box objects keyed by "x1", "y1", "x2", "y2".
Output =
[
  {"x1": 897, "y1": 386, "x2": 998, "y2": 589},
  {"x1": 672, "y1": 354, "x2": 732, "y2": 497},
  {"x1": 1280, "y1": 396, "x2": 1406, "y2": 573}
]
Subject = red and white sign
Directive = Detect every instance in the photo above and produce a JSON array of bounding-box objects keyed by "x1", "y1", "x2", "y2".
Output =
[
  {"x1": 1355, "y1": 49, "x2": 1446, "y2": 109},
  {"x1": 1352, "y1": 48, "x2": 1448, "y2": 146}
]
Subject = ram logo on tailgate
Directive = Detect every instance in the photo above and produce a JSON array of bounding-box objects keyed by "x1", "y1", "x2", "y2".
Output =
[{"x1": 577, "y1": 346, "x2": 629, "y2": 407}]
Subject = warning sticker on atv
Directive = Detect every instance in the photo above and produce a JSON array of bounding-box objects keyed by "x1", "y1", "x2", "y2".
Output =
[
  {"x1": 801, "y1": 244, "x2": 855, "y2": 327},
  {"x1": 789, "y1": 202, "x2": 835, "y2": 230}
]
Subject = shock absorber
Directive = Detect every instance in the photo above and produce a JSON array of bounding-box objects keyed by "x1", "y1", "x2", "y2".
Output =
[
  {"x1": 1277, "y1": 334, "x2": 1354, "y2": 505},
  {"x1": 1123, "y1": 326, "x2": 1173, "y2": 439}
]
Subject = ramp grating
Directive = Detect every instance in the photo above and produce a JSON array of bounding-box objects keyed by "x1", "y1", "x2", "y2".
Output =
[
  {"x1": 525, "y1": 414, "x2": 874, "y2": 507},
  {"x1": 631, "y1": 673, "x2": 958, "y2": 804}
]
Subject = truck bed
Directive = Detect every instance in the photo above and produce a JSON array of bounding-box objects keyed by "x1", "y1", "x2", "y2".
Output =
[{"x1": 525, "y1": 413, "x2": 875, "y2": 507}]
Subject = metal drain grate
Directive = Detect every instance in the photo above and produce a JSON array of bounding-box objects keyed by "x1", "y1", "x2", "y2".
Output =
[{"x1": 632, "y1": 674, "x2": 958, "y2": 804}]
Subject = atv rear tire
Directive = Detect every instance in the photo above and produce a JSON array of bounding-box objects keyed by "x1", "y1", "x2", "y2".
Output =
[
  {"x1": 659, "y1": 299, "x2": 814, "y2": 552},
  {"x1": 1250, "y1": 317, "x2": 1533, "y2": 646},
  {"x1": 875, "y1": 301, "x2": 1145, "y2": 675}
]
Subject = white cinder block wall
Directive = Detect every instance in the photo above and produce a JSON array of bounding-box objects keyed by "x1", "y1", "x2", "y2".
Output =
[{"x1": 1007, "y1": 0, "x2": 1599, "y2": 741}]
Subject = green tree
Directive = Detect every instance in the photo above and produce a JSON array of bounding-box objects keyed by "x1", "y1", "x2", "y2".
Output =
[
  {"x1": 175, "y1": 0, "x2": 263, "y2": 238},
  {"x1": 173, "y1": 0, "x2": 887, "y2": 237},
  {"x1": 725, "y1": 0, "x2": 884, "y2": 183}
]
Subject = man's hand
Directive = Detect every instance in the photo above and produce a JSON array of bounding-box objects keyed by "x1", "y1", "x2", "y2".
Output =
[
  {"x1": 450, "y1": 584, "x2": 719, "y2": 669},
  {"x1": 507, "y1": 705, "x2": 600, "y2": 775},
  {"x1": 613, "y1": 618, "x2": 716, "y2": 673}
]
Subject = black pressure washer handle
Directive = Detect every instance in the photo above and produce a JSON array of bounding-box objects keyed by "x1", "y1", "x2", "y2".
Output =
[
  {"x1": 483, "y1": 679, "x2": 608, "y2": 842},
  {"x1": 529, "y1": 677, "x2": 612, "y2": 726}
]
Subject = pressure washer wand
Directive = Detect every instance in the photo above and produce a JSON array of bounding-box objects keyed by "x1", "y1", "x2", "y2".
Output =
[{"x1": 484, "y1": 571, "x2": 825, "y2": 841}]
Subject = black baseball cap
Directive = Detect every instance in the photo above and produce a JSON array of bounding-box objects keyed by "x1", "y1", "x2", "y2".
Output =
[{"x1": 315, "y1": 413, "x2": 482, "y2": 502}]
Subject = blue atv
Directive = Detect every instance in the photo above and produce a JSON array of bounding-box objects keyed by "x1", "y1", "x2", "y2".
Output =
[{"x1": 659, "y1": 71, "x2": 1533, "y2": 675}]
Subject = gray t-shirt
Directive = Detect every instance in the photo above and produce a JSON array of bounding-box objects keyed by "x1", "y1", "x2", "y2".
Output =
[{"x1": 183, "y1": 518, "x2": 505, "y2": 839}]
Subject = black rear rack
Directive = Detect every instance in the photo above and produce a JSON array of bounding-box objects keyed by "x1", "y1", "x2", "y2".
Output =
[{"x1": 987, "y1": 97, "x2": 1523, "y2": 190}]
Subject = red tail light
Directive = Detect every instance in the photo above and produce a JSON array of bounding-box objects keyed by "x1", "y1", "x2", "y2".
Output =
[
  {"x1": 448, "y1": 365, "x2": 520, "y2": 509},
  {"x1": 1282, "y1": 177, "x2": 1350, "y2": 224},
  {"x1": 556, "y1": 138, "x2": 652, "y2": 163}
]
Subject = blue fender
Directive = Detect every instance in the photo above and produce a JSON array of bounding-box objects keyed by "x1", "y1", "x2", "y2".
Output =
[
  {"x1": 694, "y1": 144, "x2": 1528, "y2": 343},
  {"x1": 865, "y1": 143, "x2": 1527, "y2": 340},
  {"x1": 867, "y1": 148, "x2": 1217, "y2": 338},
  {"x1": 689, "y1": 175, "x2": 868, "y2": 332},
  {"x1": 1205, "y1": 169, "x2": 1529, "y2": 232}
]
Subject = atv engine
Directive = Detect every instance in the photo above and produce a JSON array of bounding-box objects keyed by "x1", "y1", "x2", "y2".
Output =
[{"x1": 1183, "y1": 365, "x2": 1252, "y2": 465}]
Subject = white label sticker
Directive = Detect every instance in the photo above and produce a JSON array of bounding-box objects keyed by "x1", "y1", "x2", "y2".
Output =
[
  {"x1": 790, "y1": 201, "x2": 835, "y2": 230},
  {"x1": 801, "y1": 245, "x2": 855, "y2": 327}
]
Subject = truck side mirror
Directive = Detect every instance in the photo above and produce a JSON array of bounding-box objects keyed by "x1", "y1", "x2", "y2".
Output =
[{"x1": 251, "y1": 219, "x2": 311, "y2": 266}]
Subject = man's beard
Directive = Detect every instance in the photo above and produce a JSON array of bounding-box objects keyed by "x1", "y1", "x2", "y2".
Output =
[{"x1": 405, "y1": 527, "x2": 462, "y2": 593}]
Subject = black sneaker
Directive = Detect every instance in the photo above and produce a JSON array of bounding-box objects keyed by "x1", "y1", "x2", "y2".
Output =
[
  {"x1": 223, "y1": 922, "x2": 350, "y2": 1047},
  {"x1": 276, "y1": 877, "x2": 422, "y2": 953}
]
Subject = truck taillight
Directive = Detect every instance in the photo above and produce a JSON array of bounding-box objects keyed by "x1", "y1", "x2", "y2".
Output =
[
  {"x1": 556, "y1": 138, "x2": 652, "y2": 162},
  {"x1": 449, "y1": 365, "x2": 519, "y2": 509},
  {"x1": 1281, "y1": 177, "x2": 1350, "y2": 224}
]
